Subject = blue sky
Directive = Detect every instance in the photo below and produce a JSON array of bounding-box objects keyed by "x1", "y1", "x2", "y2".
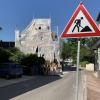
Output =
[{"x1": 0, "y1": 0, "x2": 99, "y2": 41}]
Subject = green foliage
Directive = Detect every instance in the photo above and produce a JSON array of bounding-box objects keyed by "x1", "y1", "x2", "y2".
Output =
[
  {"x1": 0, "y1": 47, "x2": 25, "y2": 63},
  {"x1": 8, "y1": 48, "x2": 25, "y2": 63},
  {"x1": 0, "y1": 47, "x2": 46, "y2": 75},
  {"x1": 80, "y1": 47, "x2": 95, "y2": 63},
  {"x1": 9, "y1": 53, "x2": 25, "y2": 64},
  {"x1": 61, "y1": 38, "x2": 96, "y2": 64},
  {"x1": 20, "y1": 54, "x2": 38, "y2": 67},
  {"x1": 7, "y1": 47, "x2": 20, "y2": 53},
  {"x1": 20, "y1": 54, "x2": 46, "y2": 75},
  {"x1": 38, "y1": 56, "x2": 45, "y2": 65},
  {"x1": 20, "y1": 54, "x2": 45, "y2": 67},
  {"x1": 0, "y1": 48, "x2": 11, "y2": 63},
  {"x1": 80, "y1": 61, "x2": 89, "y2": 67},
  {"x1": 61, "y1": 41, "x2": 77, "y2": 60}
]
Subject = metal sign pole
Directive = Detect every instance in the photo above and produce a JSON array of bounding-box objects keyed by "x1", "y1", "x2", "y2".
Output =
[{"x1": 76, "y1": 39, "x2": 80, "y2": 100}]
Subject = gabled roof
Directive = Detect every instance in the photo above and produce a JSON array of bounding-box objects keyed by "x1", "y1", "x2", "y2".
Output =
[
  {"x1": 21, "y1": 18, "x2": 51, "y2": 34},
  {"x1": 96, "y1": 12, "x2": 100, "y2": 22}
]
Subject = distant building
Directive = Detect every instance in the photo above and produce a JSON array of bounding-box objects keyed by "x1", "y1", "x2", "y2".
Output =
[
  {"x1": 15, "y1": 19, "x2": 60, "y2": 62},
  {"x1": 0, "y1": 40, "x2": 15, "y2": 48}
]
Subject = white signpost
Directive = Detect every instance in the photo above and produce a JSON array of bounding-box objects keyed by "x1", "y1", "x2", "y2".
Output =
[{"x1": 60, "y1": 2, "x2": 100, "y2": 100}]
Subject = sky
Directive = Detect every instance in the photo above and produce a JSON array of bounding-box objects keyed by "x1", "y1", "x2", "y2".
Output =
[{"x1": 0, "y1": 0, "x2": 99, "y2": 41}]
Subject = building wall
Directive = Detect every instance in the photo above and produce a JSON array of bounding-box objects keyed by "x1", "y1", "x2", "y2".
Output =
[{"x1": 15, "y1": 19, "x2": 59, "y2": 62}]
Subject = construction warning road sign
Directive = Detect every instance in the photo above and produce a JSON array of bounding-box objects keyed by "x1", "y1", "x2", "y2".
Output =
[{"x1": 61, "y1": 3, "x2": 100, "y2": 38}]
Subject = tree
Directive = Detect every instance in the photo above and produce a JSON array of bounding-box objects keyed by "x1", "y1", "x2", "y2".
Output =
[
  {"x1": 0, "y1": 48, "x2": 11, "y2": 63},
  {"x1": 61, "y1": 41, "x2": 77, "y2": 60},
  {"x1": 0, "y1": 47, "x2": 25, "y2": 64},
  {"x1": 20, "y1": 54, "x2": 38, "y2": 67},
  {"x1": 8, "y1": 47, "x2": 25, "y2": 63},
  {"x1": 61, "y1": 38, "x2": 96, "y2": 64},
  {"x1": 20, "y1": 54, "x2": 46, "y2": 75}
]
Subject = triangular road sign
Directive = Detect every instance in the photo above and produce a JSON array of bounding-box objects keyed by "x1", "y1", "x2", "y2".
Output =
[{"x1": 61, "y1": 3, "x2": 100, "y2": 38}]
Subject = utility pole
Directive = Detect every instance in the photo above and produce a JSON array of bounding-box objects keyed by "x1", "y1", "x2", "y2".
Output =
[{"x1": 76, "y1": 39, "x2": 80, "y2": 100}]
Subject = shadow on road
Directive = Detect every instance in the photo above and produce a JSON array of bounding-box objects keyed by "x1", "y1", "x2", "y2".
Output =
[{"x1": 0, "y1": 75, "x2": 61, "y2": 100}]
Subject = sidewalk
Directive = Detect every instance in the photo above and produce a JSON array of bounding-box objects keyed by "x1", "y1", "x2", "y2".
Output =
[{"x1": 86, "y1": 71, "x2": 100, "y2": 100}]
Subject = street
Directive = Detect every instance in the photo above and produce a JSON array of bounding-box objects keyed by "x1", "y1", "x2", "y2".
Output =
[{"x1": 0, "y1": 71, "x2": 84, "y2": 100}]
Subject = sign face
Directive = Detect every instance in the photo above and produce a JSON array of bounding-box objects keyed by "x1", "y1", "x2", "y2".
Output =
[{"x1": 61, "y1": 3, "x2": 100, "y2": 38}]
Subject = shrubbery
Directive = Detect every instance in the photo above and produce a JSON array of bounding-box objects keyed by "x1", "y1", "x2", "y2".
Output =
[
  {"x1": 0, "y1": 48, "x2": 11, "y2": 63},
  {"x1": 20, "y1": 54, "x2": 46, "y2": 75},
  {"x1": 0, "y1": 47, "x2": 46, "y2": 75},
  {"x1": 80, "y1": 61, "x2": 89, "y2": 68}
]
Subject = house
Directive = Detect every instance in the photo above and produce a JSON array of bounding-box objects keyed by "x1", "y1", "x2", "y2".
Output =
[
  {"x1": 15, "y1": 18, "x2": 60, "y2": 62},
  {"x1": 0, "y1": 40, "x2": 15, "y2": 48},
  {"x1": 93, "y1": 12, "x2": 100, "y2": 77}
]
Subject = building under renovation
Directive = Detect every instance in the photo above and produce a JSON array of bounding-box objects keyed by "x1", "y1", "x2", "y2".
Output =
[{"x1": 15, "y1": 19, "x2": 60, "y2": 62}]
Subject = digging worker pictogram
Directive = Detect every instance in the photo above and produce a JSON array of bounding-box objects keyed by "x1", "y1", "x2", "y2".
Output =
[{"x1": 72, "y1": 17, "x2": 83, "y2": 32}]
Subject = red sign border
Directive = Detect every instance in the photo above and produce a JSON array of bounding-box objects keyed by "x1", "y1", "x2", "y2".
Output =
[{"x1": 61, "y1": 3, "x2": 100, "y2": 39}]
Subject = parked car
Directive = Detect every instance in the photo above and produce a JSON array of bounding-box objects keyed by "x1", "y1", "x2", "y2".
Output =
[{"x1": 0, "y1": 63, "x2": 23, "y2": 79}]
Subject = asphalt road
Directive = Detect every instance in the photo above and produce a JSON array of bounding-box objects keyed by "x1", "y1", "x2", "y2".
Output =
[
  {"x1": 8, "y1": 71, "x2": 84, "y2": 100},
  {"x1": 0, "y1": 71, "x2": 84, "y2": 100}
]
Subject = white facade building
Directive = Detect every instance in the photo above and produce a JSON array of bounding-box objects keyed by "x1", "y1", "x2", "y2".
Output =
[{"x1": 15, "y1": 19, "x2": 60, "y2": 62}]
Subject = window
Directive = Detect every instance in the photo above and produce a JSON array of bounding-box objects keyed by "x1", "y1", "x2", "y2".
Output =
[{"x1": 47, "y1": 26, "x2": 50, "y2": 30}]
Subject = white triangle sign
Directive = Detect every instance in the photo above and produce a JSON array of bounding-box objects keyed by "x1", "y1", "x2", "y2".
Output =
[{"x1": 61, "y1": 3, "x2": 100, "y2": 38}]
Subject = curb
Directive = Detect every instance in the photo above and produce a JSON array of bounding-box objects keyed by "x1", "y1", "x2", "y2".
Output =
[{"x1": 82, "y1": 72, "x2": 87, "y2": 100}]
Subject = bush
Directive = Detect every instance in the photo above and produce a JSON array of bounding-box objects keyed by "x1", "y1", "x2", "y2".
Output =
[
  {"x1": 80, "y1": 61, "x2": 89, "y2": 68},
  {"x1": 0, "y1": 47, "x2": 47, "y2": 75},
  {"x1": 0, "y1": 47, "x2": 25, "y2": 64},
  {"x1": 20, "y1": 54, "x2": 38, "y2": 67},
  {"x1": 0, "y1": 48, "x2": 11, "y2": 63},
  {"x1": 21, "y1": 54, "x2": 46, "y2": 75}
]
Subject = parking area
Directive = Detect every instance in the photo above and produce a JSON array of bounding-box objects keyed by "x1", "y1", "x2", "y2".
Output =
[{"x1": 0, "y1": 76, "x2": 34, "y2": 87}]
